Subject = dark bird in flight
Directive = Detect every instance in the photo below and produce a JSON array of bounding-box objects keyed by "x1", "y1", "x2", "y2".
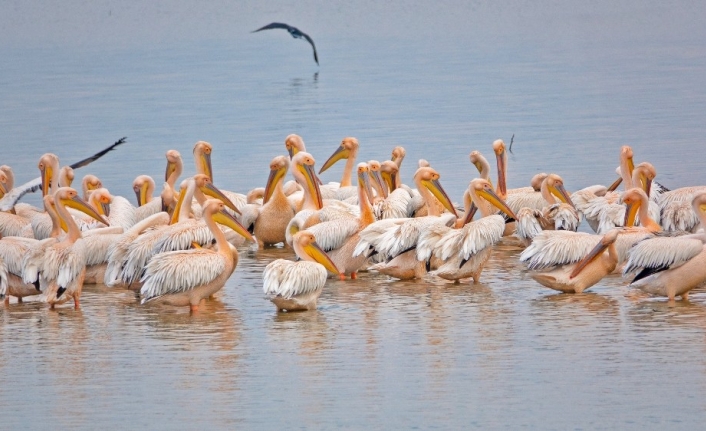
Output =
[{"x1": 252, "y1": 22, "x2": 319, "y2": 65}]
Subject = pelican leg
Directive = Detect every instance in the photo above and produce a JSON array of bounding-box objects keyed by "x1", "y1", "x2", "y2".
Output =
[
  {"x1": 3, "y1": 296, "x2": 9, "y2": 306},
  {"x1": 682, "y1": 292, "x2": 690, "y2": 301},
  {"x1": 339, "y1": 273, "x2": 346, "y2": 281},
  {"x1": 668, "y1": 295, "x2": 676, "y2": 307},
  {"x1": 190, "y1": 304, "x2": 199, "y2": 313},
  {"x1": 74, "y1": 297, "x2": 81, "y2": 309},
  {"x1": 351, "y1": 272, "x2": 358, "y2": 280}
]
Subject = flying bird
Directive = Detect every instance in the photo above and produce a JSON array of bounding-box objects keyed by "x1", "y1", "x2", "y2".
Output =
[{"x1": 252, "y1": 22, "x2": 319, "y2": 65}]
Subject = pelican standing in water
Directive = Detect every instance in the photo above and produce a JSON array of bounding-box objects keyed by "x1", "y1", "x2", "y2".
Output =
[
  {"x1": 623, "y1": 193, "x2": 706, "y2": 303},
  {"x1": 251, "y1": 155, "x2": 296, "y2": 247},
  {"x1": 140, "y1": 199, "x2": 254, "y2": 312},
  {"x1": 263, "y1": 231, "x2": 341, "y2": 311}
]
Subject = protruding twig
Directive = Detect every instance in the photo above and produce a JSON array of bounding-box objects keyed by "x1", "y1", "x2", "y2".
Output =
[{"x1": 508, "y1": 134, "x2": 515, "y2": 154}]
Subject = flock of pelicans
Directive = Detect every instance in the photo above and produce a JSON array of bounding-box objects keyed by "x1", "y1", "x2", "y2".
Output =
[{"x1": 0, "y1": 135, "x2": 705, "y2": 314}]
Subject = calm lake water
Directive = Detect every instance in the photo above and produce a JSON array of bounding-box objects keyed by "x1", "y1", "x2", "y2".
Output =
[{"x1": 1, "y1": 1, "x2": 706, "y2": 429}]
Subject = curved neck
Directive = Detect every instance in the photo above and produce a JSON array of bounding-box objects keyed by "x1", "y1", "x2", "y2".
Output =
[
  {"x1": 469, "y1": 189, "x2": 494, "y2": 218},
  {"x1": 46, "y1": 201, "x2": 62, "y2": 238},
  {"x1": 637, "y1": 198, "x2": 661, "y2": 232},
  {"x1": 540, "y1": 180, "x2": 556, "y2": 204},
  {"x1": 340, "y1": 151, "x2": 357, "y2": 187},
  {"x1": 204, "y1": 210, "x2": 230, "y2": 256},
  {"x1": 358, "y1": 179, "x2": 375, "y2": 226},
  {"x1": 167, "y1": 159, "x2": 182, "y2": 190},
  {"x1": 177, "y1": 181, "x2": 197, "y2": 222},
  {"x1": 414, "y1": 176, "x2": 440, "y2": 217},
  {"x1": 55, "y1": 198, "x2": 82, "y2": 243}
]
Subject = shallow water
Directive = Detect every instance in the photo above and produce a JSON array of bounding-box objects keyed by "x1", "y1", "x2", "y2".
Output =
[{"x1": 2, "y1": 1, "x2": 706, "y2": 429}]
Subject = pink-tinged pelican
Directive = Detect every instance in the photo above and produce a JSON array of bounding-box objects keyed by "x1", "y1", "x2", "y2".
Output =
[
  {"x1": 521, "y1": 228, "x2": 622, "y2": 293},
  {"x1": 140, "y1": 199, "x2": 254, "y2": 312},
  {"x1": 303, "y1": 162, "x2": 377, "y2": 279},
  {"x1": 193, "y1": 141, "x2": 247, "y2": 213},
  {"x1": 251, "y1": 155, "x2": 296, "y2": 247},
  {"x1": 390, "y1": 146, "x2": 406, "y2": 188},
  {"x1": 285, "y1": 133, "x2": 307, "y2": 159},
  {"x1": 284, "y1": 151, "x2": 325, "y2": 239},
  {"x1": 658, "y1": 185, "x2": 706, "y2": 232},
  {"x1": 623, "y1": 193, "x2": 706, "y2": 303},
  {"x1": 133, "y1": 176, "x2": 176, "y2": 223},
  {"x1": 262, "y1": 230, "x2": 341, "y2": 311},
  {"x1": 371, "y1": 161, "x2": 415, "y2": 220},
  {"x1": 355, "y1": 166, "x2": 458, "y2": 280},
  {"x1": 318, "y1": 137, "x2": 360, "y2": 200},
  {"x1": 418, "y1": 178, "x2": 517, "y2": 283},
  {"x1": 515, "y1": 174, "x2": 579, "y2": 246},
  {"x1": 39, "y1": 187, "x2": 109, "y2": 309}
]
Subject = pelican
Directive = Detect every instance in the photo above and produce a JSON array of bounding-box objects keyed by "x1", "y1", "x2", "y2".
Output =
[
  {"x1": 36, "y1": 187, "x2": 109, "y2": 309},
  {"x1": 515, "y1": 174, "x2": 579, "y2": 246},
  {"x1": 418, "y1": 178, "x2": 517, "y2": 283},
  {"x1": 252, "y1": 155, "x2": 296, "y2": 247},
  {"x1": 0, "y1": 172, "x2": 32, "y2": 237},
  {"x1": 623, "y1": 193, "x2": 706, "y2": 303},
  {"x1": 284, "y1": 151, "x2": 325, "y2": 240},
  {"x1": 318, "y1": 137, "x2": 360, "y2": 200},
  {"x1": 285, "y1": 133, "x2": 307, "y2": 159},
  {"x1": 658, "y1": 185, "x2": 706, "y2": 232},
  {"x1": 262, "y1": 231, "x2": 341, "y2": 311},
  {"x1": 303, "y1": 162, "x2": 377, "y2": 279},
  {"x1": 193, "y1": 141, "x2": 246, "y2": 213},
  {"x1": 391, "y1": 146, "x2": 406, "y2": 187},
  {"x1": 140, "y1": 199, "x2": 254, "y2": 312},
  {"x1": 355, "y1": 166, "x2": 458, "y2": 280},
  {"x1": 371, "y1": 160, "x2": 415, "y2": 220},
  {"x1": 521, "y1": 228, "x2": 622, "y2": 293}
]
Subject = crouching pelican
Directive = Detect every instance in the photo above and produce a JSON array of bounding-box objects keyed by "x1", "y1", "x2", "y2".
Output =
[
  {"x1": 622, "y1": 193, "x2": 706, "y2": 303},
  {"x1": 139, "y1": 199, "x2": 254, "y2": 312},
  {"x1": 520, "y1": 229, "x2": 622, "y2": 293},
  {"x1": 262, "y1": 231, "x2": 341, "y2": 312}
]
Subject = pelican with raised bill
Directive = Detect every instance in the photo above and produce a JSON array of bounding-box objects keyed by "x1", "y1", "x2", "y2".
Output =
[
  {"x1": 263, "y1": 231, "x2": 341, "y2": 312},
  {"x1": 140, "y1": 199, "x2": 254, "y2": 312},
  {"x1": 622, "y1": 193, "x2": 706, "y2": 303}
]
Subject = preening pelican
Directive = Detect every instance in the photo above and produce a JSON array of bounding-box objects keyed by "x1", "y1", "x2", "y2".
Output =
[
  {"x1": 623, "y1": 193, "x2": 706, "y2": 303},
  {"x1": 318, "y1": 137, "x2": 360, "y2": 200},
  {"x1": 251, "y1": 155, "x2": 296, "y2": 247},
  {"x1": 371, "y1": 161, "x2": 415, "y2": 220},
  {"x1": 140, "y1": 199, "x2": 254, "y2": 312},
  {"x1": 356, "y1": 166, "x2": 458, "y2": 280},
  {"x1": 285, "y1": 133, "x2": 307, "y2": 159},
  {"x1": 521, "y1": 229, "x2": 622, "y2": 293},
  {"x1": 418, "y1": 178, "x2": 517, "y2": 283},
  {"x1": 37, "y1": 187, "x2": 109, "y2": 309},
  {"x1": 658, "y1": 186, "x2": 706, "y2": 232},
  {"x1": 262, "y1": 231, "x2": 341, "y2": 311}
]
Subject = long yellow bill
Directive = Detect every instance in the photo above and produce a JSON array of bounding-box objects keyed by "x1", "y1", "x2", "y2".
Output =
[
  {"x1": 550, "y1": 183, "x2": 575, "y2": 209},
  {"x1": 478, "y1": 187, "x2": 517, "y2": 220},
  {"x1": 200, "y1": 182, "x2": 240, "y2": 215},
  {"x1": 319, "y1": 145, "x2": 348, "y2": 174},
  {"x1": 623, "y1": 201, "x2": 639, "y2": 227},
  {"x1": 421, "y1": 178, "x2": 458, "y2": 217},
  {"x1": 299, "y1": 162, "x2": 323, "y2": 209},
  {"x1": 165, "y1": 160, "x2": 179, "y2": 182},
  {"x1": 213, "y1": 209, "x2": 255, "y2": 243},
  {"x1": 264, "y1": 165, "x2": 287, "y2": 204},
  {"x1": 41, "y1": 166, "x2": 53, "y2": 197},
  {"x1": 570, "y1": 240, "x2": 609, "y2": 279},
  {"x1": 171, "y1": 187, "x2": 187, "y2": 224},
  {"x1": 304, "y1": 241, "x2": 340, "y2": 275},
  {"x1": 63, "y1": 194, "x2": 109, "y2": 226}
]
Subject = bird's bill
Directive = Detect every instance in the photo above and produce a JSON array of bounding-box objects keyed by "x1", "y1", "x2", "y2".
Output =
[
  {"x1": 264, "y1": 165, "x2": 287, "y2": 204},
  {"x1": 370, "y1": 169, "x2": 387, "y2": 198},
  {"x1": 165, "y1": 160, "x2": 179, "y2": 183},
  {"x1": 606, "y1": 176, "x2": 623, "y2": 192},
  {"x1": 623, "y1": 201, "x2": 640, "y2": 227},
  {"x1": 358, "y1": 170, "x2": 374, "y2": 203},
  {"x1": 319, "y1": 145, "x2": 349, "y2": 174},
  {"x1": 298, "y1": 162, "x2": 323, "y2": 209},
  {"x1": 570, "y1": 240, "x2": 609, "y2": 279},
  {"x1": 627, "y1": 156, "x2": 635, "y2": 176},
  {"x1": 422, "y1": 178, "x2": 458, "y2": 217},
  {"x1": 97, "y1": 199, "x2": 112, "y2": 217},
  {"x1": 63, "y1": 195, "x2": 109, "y2": 226},
  {"x1": 213, "y1": 209, "x2": 255, "y2": 243},
  {"x1": 197, "y1": 151, "x2": 213, "y2": 182},
  {"x1": 139, "y1": 181, "x2": 150, "y2": 206},
  {"x1": 550, "y1": 183, "x2": 575, "y2": 209},
  {"x1": 41, "y1": 166, "x2": 53, "y2": 196},
  {"x1": 643, "y1": 177, "x2": 653, "y2": 197},
  {"x1": 170, "y1": 187, "x2": 187, "y2": 224},
  {"x1": 462, "y1": 203, "x2": 479, "y2": 225},
  {"x1": 287, "y1": 146, "x2": 297, "y2": 159},
  {"x1": 304, "y1": 241, "x2": 340, "y2": 275},
  {"x1": 478, "y1": 187, "x2": 517, "y2": 220},
  {"x1": 200, "y1": 182, "x2": 240, "y2": 215},
  {"x1": 494, "y1": 148, "x2": 507, "y2": 197},
  {"x1": 380, "y1": 171, "x2": 396, "y2": 194},
  {"x1": 0, "y1": 180, "x2": 6, "y2": 196}
]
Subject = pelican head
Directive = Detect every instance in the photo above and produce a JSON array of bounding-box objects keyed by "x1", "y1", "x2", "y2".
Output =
[
  {"x1": 469, "y1": 151, "x2": 492, "y2": 184},
  {"x1": 379, "y1": 160, "x2": 399, "y2": 193},
  {"x1": 89, "y1": 187, "x2": 113, "y2": 217},
  {"x1": 247, "y1": 187, "x2": 265, "y2": 204},
  {"x1": 285, "y1": 134, "x2": 306, "y2": 159},
  {"x1": 82, "y1": 175, "x2": 103, "y2": 200},
  {"x1": 468, "y1": 178, "x2": 517, "y2": 220},
  {"x1": 59, "y1": 166, "x2": 74, "y2": 187},
  {"x1": 530, "y1": 173, "x2": 548, "y2": 192},
  {"x1": 357, "y1": 162, "x2": 374, "y2": 202},
  {"x1": 414, "y1": 166, "x2": 457, "y2": 217},
  {"x1": 56, "y1": 187, "x2": 109, "y2": 227},
  {"x1": 367, "y1": 160, "x2": 386, "y2": 198},
  {"x1": 319, "y1": 137, "x2": 359, "y2": 174},
  {"x1": 391, "y1": 146, "x2": 406, "y2": 167},
  {"x1": 264, "y1": 155, "x2": 290, "y2": 204},
  {"x1": 43, "y1": 194, "x2": 68, "y2": 232},
  {"x1": 632, "y1": 162, "x2": 656, "y2": 197},
  {"x1": 193, "y1": 141, "x2": 213, "y2": 181},
  {"x1": 205, "y1": 199, "x2": 255, "y2": 243},
  {"x1": 165, "y1": 149, "x2": 183, "y2": 183},
  {"x1": 544, "y1": 174, "x2": 575, "y2": 208},
  {"x1": 492, "y1": 139, "x2": 507, "y2": 197},
  {"x1": 622, "y1": 187, "x2": 648, "y2": 227},
  {"x1": 38, "y1": 153, "x2": 60, "y2": 197},
  {"x1": 193, "y1": 174, "x2": 240, "y2": 214},
  {"x1": 0, "y1": 172, "x2": 7, "y2": 197},
  {"x1": 569, "y1": 229, "x2": 620, "y2": 279},
  {"x1": 292, "y1": 151, "x2": 323, "y2": 210},
  {"x1": 293, "y1": 231, "x2": 341, "y2": 275},
  {"x1": 133, "y1": 175, "x2": 155, "y2": 207},
  {"x1": 621, "y1": 145, "x2": 635, "y2": 174}
]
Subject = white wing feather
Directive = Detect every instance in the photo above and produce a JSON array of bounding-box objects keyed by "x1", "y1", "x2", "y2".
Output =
[
  {"x1": 623, "y1": 236, "x2": 704, "y2": 275},
  {"x1": 262, "y1": 259, "x2": 327, "y2": 299},
  {"x1": 140, "y1": 249, "x2": 226, "y2": 301}
]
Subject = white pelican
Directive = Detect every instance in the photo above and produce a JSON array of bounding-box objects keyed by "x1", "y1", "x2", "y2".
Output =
[
  {"x1": 515, "y1": 174, "x2": 579, "y2": 246},
  {"x1": 390, "y1": 146, "x2": 406, "y2": 188},
  {"x1": 355, "y1": 166, "x2": 458, "y2": 280},
  {"x1": 262, "y1": 230, "x2": 341, "y2": 311},
  {"x1": 623, "y1": 193, "x2": 706, "y2": 303},
  {"x1": 371, "y1": 161, "x2": 415, "y2": 220},
  {"x1": 0, "y1": 172, "x2": 32, "y2": 237},
  {"x1": 418, "y1": 178, "x2": 517, "y2": 283},
  {"x1": 134, "y1": 176, "x2": 175, "y2": 223},
  {"x1": 140, "y1": 199, "x2": 254, "y2": 312},
  {"x1": 193, "y1": 141, "x2": 247, "y2": 213},
  {"x1": 658, "y1": 186, "x2": 706, "y2": 232},
  {"x1": 304, "y1": 162, "x2": 377, "y2": 279},
  {"x1": 285, "y1": 133, "x2": 307, "y2": 159},
  {"x1": 251, "y1": 155, "x2": 296, "y2": 247},
  {"x1": 521, "y1": 228, "x2": 622, "y2": 293},
  {"x1": 318, "y1": 137, "x2": 360, "y2": 200},
  {"x1": 36, "y1": 187, "x2": 109, "y2": 309},
  {"x1": 81, "y1": 174, "x2": 103, "y2": 200},
  {"x1": 284, "y1": 151, "x2": 325, "y2": 240}
]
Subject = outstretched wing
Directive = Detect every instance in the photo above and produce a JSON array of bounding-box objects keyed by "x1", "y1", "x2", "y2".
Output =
[
  {"x1": 252, "y1": 22, "x2": 293, "y2": 33},
  {"x1": 0, "y1": 137, "x2": 127, "y2": 211},
  {"x1": 300, "y1": 31, "x2": 319, "y2": 65}
]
